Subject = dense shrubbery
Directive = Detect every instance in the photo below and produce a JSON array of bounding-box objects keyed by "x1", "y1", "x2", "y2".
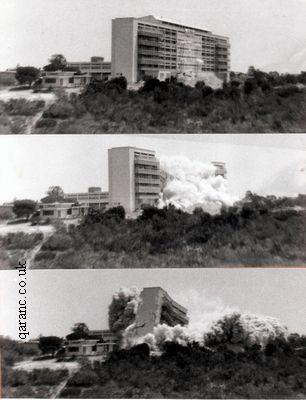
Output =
[
  {"x1": 60, "y1": 336, "x2": 306, "y2": 398},
  {"x1": 32, "y1": 194, "x2": 306, "y2": 268},
  {"x1": 0, "y1": 232, "x2": 43, "y2": 250},
  {"x1": 33, "y1": 69, "x2": 306, "y2": 133},
  {"x1": 0, "y1": 336, "x2": 39, "y2": 367},
  {"x1": 2, "y1": 99, "x2": 45, "y2": 116},
  {"x1": 5, "y1": 368, "x2": 68, "y2": 387}
]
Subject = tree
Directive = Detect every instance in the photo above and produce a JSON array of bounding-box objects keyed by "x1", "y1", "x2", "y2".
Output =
[
  {"x1": 47, "y1": 186, "x2": 65, "y2": 199},
  {"x1": 39, "y1": 336, "x2": 63, "y2": 356},
  {"x1": 13, "y1": 200, "x2": 37, "y2": 220},
  {"x1": 66, "y1": 323, "x2": 89, "y2": 340},
  {"x1": 43, "y1": 54, "x2": 67, "y2": 71},
  {"x1": 103, "y1": 206, "x2": 126, "y2": 222},
  {"x1": 15, "y1": 66, "x2": 40, "y2": 86}
]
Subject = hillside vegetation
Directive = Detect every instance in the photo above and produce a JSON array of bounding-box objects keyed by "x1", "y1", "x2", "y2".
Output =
[
  {"x1": 0, "y1": 232, "x2": 43, "y2": 269},
  {"x1": 30, "y1": 71, "x2": 306, "y2": 133},
  {"x1": 1, "y1": 336, "x2": 69, "y2": 398},
  {"x1": 32, "y1": 194, "x2": 306, "y2": 269},
  {"x1": 59, "y1": 336, "x2": 306, "y2": 399}
]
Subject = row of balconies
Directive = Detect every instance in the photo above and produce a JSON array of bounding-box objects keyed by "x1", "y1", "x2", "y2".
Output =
[
  {"x1": 135, "y1": 178, "x2": 161, "y2": 185},
  {"x1": 135, "y1": 167, "x2": 160, "y2": 175},
  {"x1": 135, "y1": 187, "x2": 160, "y2": 194},
  {"x1": 138, "y1": 39, "x2": 162, "y2": 48},
  {"x1": 138, "y1": 30, "x2": 163, "y2": 38},
  {"x1": 134, "y1": 159, "x2": 159, "y2": 167}
]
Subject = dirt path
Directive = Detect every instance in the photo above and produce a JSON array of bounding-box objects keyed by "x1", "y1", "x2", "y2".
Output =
[
  {"x1": 13, "y1": 358, "x2": 80, "y2": 398},
  {"x1": 0, "y1": 223, "x2": 55, "y2": 269},
  {"x1": 51, "y1": 374, "x2": 70, "y2": 399},
  {"x1": 24, "y1": 110, "x2": 44, "y2": 135},
  {"x1": 25, "y1": 228, "x2": 54, "y2": 269}
]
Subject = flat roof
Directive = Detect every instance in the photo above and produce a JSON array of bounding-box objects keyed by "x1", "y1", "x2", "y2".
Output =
[
  {"x1": 109, "y1": 146, "x2": 156, "y2": 154},
  {"x1": 113, "y1": 15, "x2": 229, "y2": 39}
]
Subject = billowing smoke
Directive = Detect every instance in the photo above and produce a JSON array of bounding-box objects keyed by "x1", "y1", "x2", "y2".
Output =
[
  {"x1": 159, "y1": 156, "x2": 236, "y2": 214},
  {"x1": 204, "y1": 313, "x2": 288, "y2": 349},
  {"x1": 108, "y1": 287, "x2": 141, "y2": 339},
  {"x1": 122, "y1": 312, "x2": 287, "y2": 352},
  {"x1": 111, "y1": 288, "x2": 288, "y2": 352}
]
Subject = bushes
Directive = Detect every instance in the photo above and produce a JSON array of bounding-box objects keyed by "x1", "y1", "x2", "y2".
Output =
[
  {"x1": 276, "y1": 85, "x2": 301, "y2": 98},
  {"x1": 67, "y1": 369, "x2": 98, "y2": 387},
  {"x1": 28, "y1": 368, "x2": 68, "y2": 385},
  {"x1": 32, "y1": 194, "x2": 306, "y2": 268},
  {"x1": 42, "y1": 101, "x2": 75, "y2": 119},
  {"x1": 4, "y1": 368, "x2": 68, "y2": 388},
  {"x1": 0, "y1": 232, "x2": 43, "y2": 250},
  {"x1": 60, "y1": 340, "x2": 306, "y2": 399},
  {"x1": 4, "y1": 99, "x2": 45, "y2": 116},
  {"x1": 31, "y1": 74, "x2": 306, "y2": 133},
  {"x1": 35, "y1": 118, "x2": 57, "y2": 128},
  {"x1": 41, "y1": 233, "x2": 73, "y2": 251}
]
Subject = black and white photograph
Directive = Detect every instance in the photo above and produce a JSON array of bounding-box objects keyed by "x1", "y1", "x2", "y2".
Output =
[
  {"x1": 0, "y1": 134, "x2": 305, "y2": 269},
  {"x1": 1, "y1": 268, "x2": 306, "y2": 398},
  {"x1": 0, "y1": 0, "x2": 306, "y2": 133}
]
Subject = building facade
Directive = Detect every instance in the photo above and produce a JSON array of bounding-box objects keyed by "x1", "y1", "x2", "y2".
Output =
[
  {"x1": 108, "y1": 146, "x2": 161, "y2": 214},
  {"x1": 41, "y1": 71, "x2": 92, "y2": 89},
  {"x1": 65, "y1": 329, "x2": 117, "y2": 360},
  {"x1": 133, "y1": 287, "x2": 189, "y2": 338},
  {"x1": 111, "y1": 15, "x2": 230, "y2": 83},
  {"x1": 64, "y1": 187, "x2": 109, "y2": 209},
  {"x1": 66, "y1": 57, "x2": 111, "y2": 81},
  {"x1": 39, "y1": 201, "x2": 87, "y2": 220}
]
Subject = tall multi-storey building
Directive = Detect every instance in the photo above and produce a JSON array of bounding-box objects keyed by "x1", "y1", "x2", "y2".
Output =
[
  {"x1": 108, "y1": 147, "x2": 161, "y2": 214},
  {"x1": 133, "y1": 287, "x2": 189, "y2": 338},
  {"x1": 111, "y1": 15, "x2": 230, "y2": 83}
]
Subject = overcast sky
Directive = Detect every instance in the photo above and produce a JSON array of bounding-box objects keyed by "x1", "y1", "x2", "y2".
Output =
[
  {"x1": 0, "y1": 134, "x2": 305, "y2": 204},
  {"x1": 1, "y1": 268, "x2": 306, "y2": 340},
  {"x1": 1, "y1": 0, "x2": 306, "y2": 73}
]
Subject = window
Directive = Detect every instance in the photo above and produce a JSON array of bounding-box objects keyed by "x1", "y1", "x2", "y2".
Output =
[
  {"x1": 68, "y1": 346, "x2": 79, "y2": 352},
  {"x1": 45, "y1": 78, "x2": 56, "y2": 84},
  {"x1": 42, "y1": 210, "x2": 54, "y2": 216},
  {"x1": 69, "y1": 77, "x2": 74, "y2": 84}
]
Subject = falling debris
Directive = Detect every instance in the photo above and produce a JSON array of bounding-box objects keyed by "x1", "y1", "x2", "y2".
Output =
[{"x1": 159, "y1": 156, "x2": 236, "y2": 213}]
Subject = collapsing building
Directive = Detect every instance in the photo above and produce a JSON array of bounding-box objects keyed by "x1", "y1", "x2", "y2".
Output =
[
  {"x1": 133, "y1": 287, "x2": 189, "y2": 338},
  {"x1": 37, "y1": 146, "x2": 227, "y2": 219},
  {"x1": 63, "y1": 287, "x2": 187, "y2": 360}
]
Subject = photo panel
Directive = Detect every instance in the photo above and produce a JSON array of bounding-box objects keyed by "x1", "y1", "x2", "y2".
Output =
[
  {"x1": 0, "y1": 134, "x2": 305, "y2": 269},
  {"x1": 1, "y1": 268, "x2": 306, "y2": 398},
  {"x1": 0, "y1": 0, "x2": 305, "y2": 133}
]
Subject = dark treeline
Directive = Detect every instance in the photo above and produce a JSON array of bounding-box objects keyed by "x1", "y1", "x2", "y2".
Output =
[
  {"x1": 32, "y1": 193, "x2": 306, "y2": 268},
  {"x1": 33, "y1": 68, "x2": 306, "y2": 133},
  {"x1": 60, "y1": 336, "x2": 306, "y2": 398}
]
